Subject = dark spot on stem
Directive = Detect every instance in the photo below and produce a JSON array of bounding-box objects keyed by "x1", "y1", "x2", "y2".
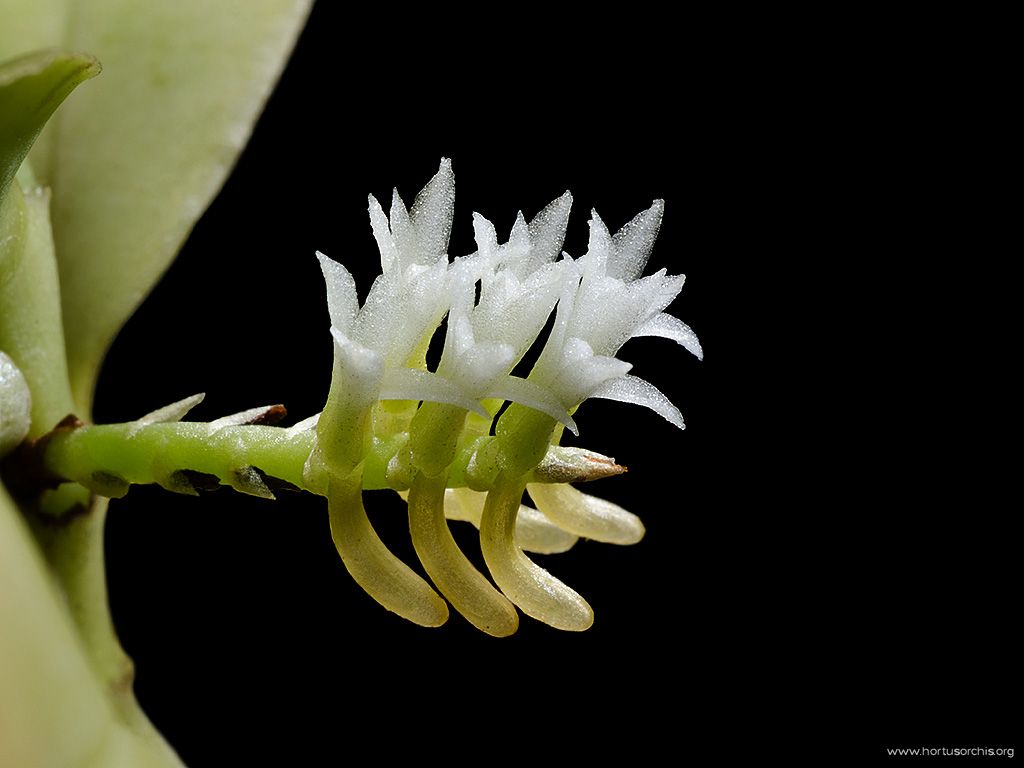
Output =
[{"x1": 178, "y1": 469, "x2": 223, "y2": 492}]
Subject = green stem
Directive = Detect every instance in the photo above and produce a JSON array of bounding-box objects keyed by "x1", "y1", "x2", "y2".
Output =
[
  {"x1": 39, "y1": 419, "x2": 622, "y2": 503},
  {"x1": 43, "y1": 422, "x2": 316, "y2": 498}
]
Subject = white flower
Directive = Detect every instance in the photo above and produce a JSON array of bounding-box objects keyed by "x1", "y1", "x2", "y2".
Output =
[
  {"x1": 316, "y1": 159, "x2": 484, "y2": 418},
  {"x1": 435, "y1": 193, "x2": 577, "y2": 430},
  {"x1": 530, "y1": 200, "x2": 702, "y2": 428}
]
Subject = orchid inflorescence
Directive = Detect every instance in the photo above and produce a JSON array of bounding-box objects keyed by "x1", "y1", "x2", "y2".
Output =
[
  {"x1": 308, "y1": 158, "x2": 701, "y2": 634},
  {"x1": 37, "y1": 159, "x2": 701, "y2": 636}
]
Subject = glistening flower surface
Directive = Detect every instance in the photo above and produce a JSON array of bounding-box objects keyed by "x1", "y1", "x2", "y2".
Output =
[{"x1": 309, "y1": 159, "x2": 701, "y2": 634}]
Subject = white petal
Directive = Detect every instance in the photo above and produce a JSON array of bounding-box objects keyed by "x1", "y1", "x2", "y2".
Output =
[
  {"x1": 367, "y1": 195, "x2": 398, "y2": 273},
  {"x1": 634, "y1": 312, "x2": 703, "y2": 360},
  {"x1": 379, "y1": 368, "x2": 487, "y2": 417},
  {"x1": 317, "y1": 251, "x2": 358, "y2": 332},
  {"x1": 473, "y1": 261, "x2": 565, "y2": 358},
  {"x1": 485, "y1": 375, "x2": 578, "y2": 434},
  {"x1": 590, "y1": 374, "x2": 684, "y2": 430},
  {"x1": 610, "y1": 199, "x2": 664, "y2": 281},
  {"x1": 472, "y1": 212, "x2": 499, "y2": 262},
  {"x1": 409, "y1": 157, "x2": 455, "y2": 264},
  {"x1": 582, "y1": 209, "x2": 613, "y2": 275},
  {"x1": 389, "y1": 187, "x2": 413, "y2": 258},
  {"x1": 508, "y1": 211, "x2": 530, "y2": 254},
  {"x1": 526, "y1": 191, "x2": 572, "y2": 271},
  {"x1": 447, "y1": 312, "x2": 476, "y2": 359},
  {"x1": 389, "y1": 259, "x2": 450, "y2": 365},
  {"x1": 459, "y1": 342, "x2": 517, "y2": 393},
  {"x1": 563, "y1": 337, "x2": 632, "y2": 394},
  {"x1": 531, "y1": 258, "x2": 581, "y2": 376},
  {"x1": 642, "y1": 269, "x2": 687, "y2": 316},
  {"x1": 330, "y1": 327, "x2": 385, "y2": 409}
]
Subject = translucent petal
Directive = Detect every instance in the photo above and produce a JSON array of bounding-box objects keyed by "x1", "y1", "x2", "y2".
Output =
[
  {"x1": 590, "y1": 374, "x2": 684, "y2": 430},
  {"x1": 609, "y1": 199, "x2": 663, "y2": 281},
  {"x1": 471, "y1": 212, "x2": 498, "y2": 262},
  {"x1": 485, "y1": 375, "x2": 577, "y2": 434},
  {"x1": 530, "y1": 259, "x2": 581, "y2": 377},
  {"x1": 525, "y1": 191, "x2": 572, "y2": 272},
  {"x1": 507, "y1": 211, "x2": 530, "y2": 256},
  {"x1": 473, "y1": 261, "x2": 565, "y2": 358},
  {"x1": 558, "y1": 337, "x2": 632, "y2": 402},
  {"x1": 583, "y1": 209, "x2": 614, "y2": 275},
  {"x1": 367, "y1": 194, "x2": 398, "y2": 273},
  {"x1": 330, "y1": 328, "x2": 384, "y2": 408},
  {"x1": 409, "y1": 157, "x2": 455, "y2": 265},
  {"x1": 317, "y1": 251, "x2": 358, "y2": 332},
  {"x1": 379, "y1": 368, "x2": 487, "y2": 417},
  {"x1": 388, "y1": 187, "x2": 412, "y2": 259},
  {"x1": 641, "y1": 270, "x2": 687, "y2": 317},
  {"x1": 388, "y1": 260, "x2": 450, "y2": 365},
  {"x1": 527, "y1": 483, "x2": 644, "y2": 545},
  {"x1": 634, "y1": 311, "x2": 703, "y2": 360},
  {"x1": 458, "y1": 342, "x2": 516, "y2": 394}
]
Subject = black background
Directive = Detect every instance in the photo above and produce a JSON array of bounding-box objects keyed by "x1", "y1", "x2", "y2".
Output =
[{"x1": 90, "y1": 4, "x2": 1015, "y2": 765}]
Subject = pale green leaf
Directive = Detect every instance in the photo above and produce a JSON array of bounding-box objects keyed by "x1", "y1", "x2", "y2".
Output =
[
  {"x1": 43, "y1": 0, "x2": 312, "y2": 414},
  {"x1": 0, "y1": 50, "x2": 100, "y2": 199},
  {"x1": 0, "y1": 484, "x2": 113, "y2": 767},
  {"x1": 0, "y1": 0, "x2": 70, "y2": 178}
]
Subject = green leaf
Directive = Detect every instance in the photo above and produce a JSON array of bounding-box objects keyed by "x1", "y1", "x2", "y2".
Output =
[
  {"x1": 1, "y1": 485, "x2": 188, "y2": 766},
  {"x1": 0, "y1": 50, "x2": 100, "y2": 199},
  {"x1": 0, "y1": 0, "x2": 70, "y2": 180},
  {"x1": 39, "y1": 0, "x2": 312, "y2": 414}
]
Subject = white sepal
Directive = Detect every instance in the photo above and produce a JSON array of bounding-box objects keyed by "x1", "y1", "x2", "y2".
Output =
[
  {"x1": 379, "y1": 368, "x2": 488, "y2": 417},
  {"x1": 521, "y1": 191, "x2": 572, "y2": 277},
  {"x1": 590, "y1": 374, "x2": 684, "y2": 430},
  {"x1": 609, "y1": 199, "x2": 664, "y2": 281},
  {"x1": 367, "y1": 195, "x2": 399, "y2": 273},
  {"x1": 407, "y1": 158, "x2": 455, "y2": 265},
  {"x1": 317, "y1": 251, "x2": 358, "y2": 332},
  {"x1": 485, "y1": 375, "x2": 578, "y2": 434},
  {"x1": 634, "y1": 312, "x2": 703, "y2": 360}
]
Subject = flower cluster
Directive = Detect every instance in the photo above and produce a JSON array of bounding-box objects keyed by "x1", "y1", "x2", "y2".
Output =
[{"x1": 310, "y1": 159, "x2": 700, "y2": 635}]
